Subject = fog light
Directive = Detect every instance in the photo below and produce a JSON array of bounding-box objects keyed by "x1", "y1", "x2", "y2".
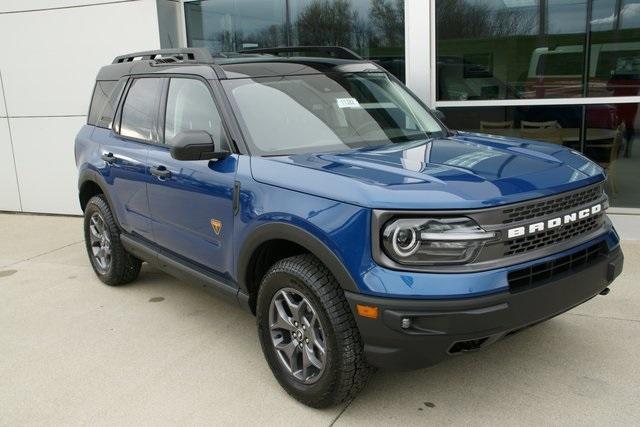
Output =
[{"x1": 401, "y1": 317, "x2": 411, "y2": 329}]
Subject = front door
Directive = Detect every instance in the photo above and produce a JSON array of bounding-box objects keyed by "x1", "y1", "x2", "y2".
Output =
[
  {"x1": 96, "y1": 77, "x2": 166, "y2": 241},
  {"x1": 147, "y1": 77, "x2": 237, "y2": 279}
]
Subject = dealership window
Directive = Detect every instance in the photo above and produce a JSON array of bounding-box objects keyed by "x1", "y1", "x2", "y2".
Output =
[
  {"x1": 434, "y1": 0, "x2": 640, "y2": 208},
  {"x1": 435, "y1": 0, "x2": 591, "y2": 101},
  {"x1": 184, "y1": 0, "x2": 405, "y2": 80},
  {"x1": 588, "y1": 0, "x2": 640, "y2": 97},
  {"x1": 438, "y1": 101, "x2": 638, "y2": 207}
]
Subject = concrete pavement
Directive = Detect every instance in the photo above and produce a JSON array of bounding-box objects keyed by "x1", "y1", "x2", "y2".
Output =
[{"x1": 0, "y1": 213, "x2": 638, "y2": 426}]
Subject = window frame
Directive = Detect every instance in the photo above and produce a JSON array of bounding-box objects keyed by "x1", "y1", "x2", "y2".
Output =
[
  {"x1": 87, "y1": 80, "x2": 118, "y2": 126},
  {"x1": 95, "y1": 77, "x2": 128, "y2": 130},
  {"x1": 159, "y1": 74, "x2": 233, "y2": 152},
  {"x1": 115, "y1": 76, "x2": 167, "y2": 145}
]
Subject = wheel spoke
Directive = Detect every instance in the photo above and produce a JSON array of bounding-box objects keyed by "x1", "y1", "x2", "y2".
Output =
[
  {"x1": 275, "y1": 338, "x2": 298, "y2": 370},
  {"x1": 271, "y1": 299, "x2": 294, "y2": 331},
  {"x1": 303, "y1": 343, "x2": 323, "y2": 370},
  {"x1": 282, "y1": 291, "x2": 306, "y2": 323},
  {"x1": 93, "y1": 216, "x2": 104, "y2": 235},
  {"x1": 313, "y1": 336, "x2": 326, "y2": 357}
]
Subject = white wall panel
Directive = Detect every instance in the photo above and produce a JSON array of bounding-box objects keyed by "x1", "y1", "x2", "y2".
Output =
[
  {"x1": 0, "y1": 70, "x2": 7, "y2": 117},
  {"x1": 0, "y1": 0, "x2": 160, "y2": 117},
  {"x1": 0, "y1": 120, "x2": 21, "y2": 211},
  {"x1": 11, "y1": 117, "x2": 86, "y2": 214},
  {"x1": 0, "y1": 1, "x2": 142, "y2": 16}
]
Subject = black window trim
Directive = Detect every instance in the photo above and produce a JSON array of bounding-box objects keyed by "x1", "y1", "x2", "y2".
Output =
[
  {"x1": 87, "y1": 79, "x2": 118, "y2": 126},
  {"x1": 114, "y1": 76, "x2": 167, "y2": 147},
  {"x1": 112, "y1": 73, "x2": 242, "y2": 155},
  {"x1": 95, "y1": 77, "x2": 128, "y2": 130},
  {"x1": 159, "y1": 74, "x2": 236, "y2": 153}
]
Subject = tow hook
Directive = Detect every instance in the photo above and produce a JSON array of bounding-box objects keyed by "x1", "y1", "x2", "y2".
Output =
[{"x1": 600, "y1": 287, "x2": 611, "y2": 296}]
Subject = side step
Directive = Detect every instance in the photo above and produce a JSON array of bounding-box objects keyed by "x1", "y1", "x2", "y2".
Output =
[{"x1": 120, "y1": 233, "x2": 250, "y2": 310}]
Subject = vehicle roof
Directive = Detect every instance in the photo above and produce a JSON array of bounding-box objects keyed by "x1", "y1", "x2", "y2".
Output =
[{"x1": 95, "y1": 47, "x2": 384, "y2": 81}]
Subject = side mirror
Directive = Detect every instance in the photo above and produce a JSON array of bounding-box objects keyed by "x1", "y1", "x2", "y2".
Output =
[
  {"x1": 433, "y1": 109, "x2": 446, "y2": 123},
  {"x1": 169, "y1": 130, "x2": 229, "y2": 161}
]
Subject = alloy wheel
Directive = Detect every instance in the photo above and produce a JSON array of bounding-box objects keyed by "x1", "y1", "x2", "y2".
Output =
[
  {"x1": 88, "y1": 212, "x2": 112, "y2": 274},
  {"x1": 268, "y1": 288, "x2": 327, "y2": 384}
]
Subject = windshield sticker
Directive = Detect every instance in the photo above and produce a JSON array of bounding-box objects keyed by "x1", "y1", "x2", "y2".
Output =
[{"x1": 336, "y1": 98, "x2": 361, "y2": 109}]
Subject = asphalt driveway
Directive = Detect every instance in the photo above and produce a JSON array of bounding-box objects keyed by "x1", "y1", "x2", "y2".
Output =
[{"x1": 0, "y1": 213, "x2": 638, "y2": 425}]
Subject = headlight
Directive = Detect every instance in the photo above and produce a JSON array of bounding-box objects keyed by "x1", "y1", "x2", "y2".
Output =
[{"x1": 381, "y1": 217, "x2": 496, "y2": 266}]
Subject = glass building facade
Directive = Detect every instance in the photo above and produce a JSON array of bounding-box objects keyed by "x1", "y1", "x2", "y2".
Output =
[
  {"x1": 183, "y1": 0, "x2": 406, "y2": 80},
  {"x1": 163, "y1": 0, "x2": 640, "y2": 209},
  {"x1": 435, "y1": 0, "x2": 640, "y2": 208}
]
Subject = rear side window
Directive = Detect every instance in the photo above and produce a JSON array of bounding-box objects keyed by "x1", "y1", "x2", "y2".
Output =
[
  {"x1": 95, "y1": 78, "x2": 126, "y2": 129},
  {"x1": 87, "y1": 80, "x2": 116, "y2": 126},
  {"x1": 164, "y1": 78, "x2": 227, "y2": 147},
  {"x1": 120, "y1": 78, "x2": 165, "y2": 142}
]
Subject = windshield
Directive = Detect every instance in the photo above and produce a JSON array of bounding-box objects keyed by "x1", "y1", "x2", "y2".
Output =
[{"x1": 222, "y1": 72, "x2": 447, "y2": 156}]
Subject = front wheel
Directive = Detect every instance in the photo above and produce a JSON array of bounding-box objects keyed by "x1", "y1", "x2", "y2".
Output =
[{"x1": 256, "y1": 254, "x2": 373, "y2": 408}]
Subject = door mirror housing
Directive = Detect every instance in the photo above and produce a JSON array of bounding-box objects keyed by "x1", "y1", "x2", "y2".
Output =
[{"x1": 169, "y1": 130, "x2": 229, "y2": 161}]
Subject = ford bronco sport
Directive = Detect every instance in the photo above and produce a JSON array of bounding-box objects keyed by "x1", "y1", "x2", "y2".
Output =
[{"x1": 75, "y1": 47, "x2": 624, "y2": 408}]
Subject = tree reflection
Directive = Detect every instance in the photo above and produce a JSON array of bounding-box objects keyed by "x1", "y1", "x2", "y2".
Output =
[{"x1": 436, "y1": 0, "x2": 538, "y2": 39}]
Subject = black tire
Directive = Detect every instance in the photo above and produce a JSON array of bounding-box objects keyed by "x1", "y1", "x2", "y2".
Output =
[
  {"x1": 256, "y1": 254, "x2": 373, "y2": 408},
  {"x1": 84, "y1": 195, "x2": 141, "y2": 286}
]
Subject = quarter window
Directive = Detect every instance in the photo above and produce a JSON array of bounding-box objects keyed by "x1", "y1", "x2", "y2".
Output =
[
  {"x1": 120, "y1": 78, "x2": 165, "y2": 142},
  {"x1": 164, "y1": 78, "x2": 227, "y2": 147},
  {"x1": 88, "y1": 80, "x2": 117, "y2": 126}
]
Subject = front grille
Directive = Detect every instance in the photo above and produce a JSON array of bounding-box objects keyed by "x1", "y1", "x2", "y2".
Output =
[
  {"x1": 502, "y1": 184, "x2": 603, "y2": 224},
  {"x1": 508, "y1": 242, "x2": 605, "y2": 292},
  {"x1": 503, "y1": 213, "x2": 604, "y2": 256}
]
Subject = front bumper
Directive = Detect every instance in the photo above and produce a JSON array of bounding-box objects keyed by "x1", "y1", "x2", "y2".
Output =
[{"x1": 345, "y1": 244, "x2": 623, "y2": 370}]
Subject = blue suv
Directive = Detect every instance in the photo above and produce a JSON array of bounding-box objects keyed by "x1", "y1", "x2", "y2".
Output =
[{"x1": 76, "y1": 47, "x2": 624, "y2": 407}]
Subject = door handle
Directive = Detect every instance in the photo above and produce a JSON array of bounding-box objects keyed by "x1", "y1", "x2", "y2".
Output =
[
  {"x1": 101, "y1": 152, "x2": 117, "y2": 164},
  {"x1": 150, "y1": 165, "x2": 172, "y2": 179}
]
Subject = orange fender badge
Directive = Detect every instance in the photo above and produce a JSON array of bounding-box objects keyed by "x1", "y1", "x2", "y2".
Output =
[{"x1": 210, "y1": 219, "x2": 222, "y2": 235}]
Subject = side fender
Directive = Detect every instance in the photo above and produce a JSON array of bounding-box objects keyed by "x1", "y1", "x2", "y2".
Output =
[
  {"x1": 78, "y1": 168, "x2": 122, "y2": 229},
  {"x1": 237, "y1": 222, "x2": 359, "y2": 293}
]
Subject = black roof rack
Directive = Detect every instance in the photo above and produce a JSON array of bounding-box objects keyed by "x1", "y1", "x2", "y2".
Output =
[
  {"x1": 237, "y1": 46, "x2": 363, "y2": 60},
  {"x1": 112, "y1": 48, "x2": 214, "y2": 64}
]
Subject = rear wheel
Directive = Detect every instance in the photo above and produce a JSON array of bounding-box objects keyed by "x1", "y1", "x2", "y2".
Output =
[
  {"x1": 84, "y1": 195, "x2": 141, "y2": 286},
  {"x1": 256, "y1": 254, "x2": 373, "y2": 408}
]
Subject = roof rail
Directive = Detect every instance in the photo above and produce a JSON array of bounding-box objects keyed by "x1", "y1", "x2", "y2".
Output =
[
  {"x1": 237, "y1": 46, "x2": 363, "y2": 60},
  {"x1": 112, "y1": 48, "x2": 214, "y2": 64}
]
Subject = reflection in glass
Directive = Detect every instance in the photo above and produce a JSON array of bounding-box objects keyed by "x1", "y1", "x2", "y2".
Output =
[
  {"x1": 546, "y1": 0, "x2": 587, "y2": 34},
  {"x1": 439, "y1": 105, "x2": 581, "y2": 147},
  {"x1": 184, "y1": 0, "x2": 405, "y2": 80},
  {"x1": 436, "y1": 0, "x2": 587, "y2": 100},
  {"x1": 439, "y1": 103, "x2": 640, "y2": 208},
  {"x1": 222, "y1": 72, "x2": 444, "y2": 156},
  {"x1": 584, "y1": 103, "x2": 638, "y2": 206},
  {"x1": 185, "y1": 0, "x2": 286, "y2": 53},
  {"x1": 621, "y1": 0, "x2": 640, "y2": 29},
  {"x1": 589, "y1": 0, "x2": 640, "y2": 97}
]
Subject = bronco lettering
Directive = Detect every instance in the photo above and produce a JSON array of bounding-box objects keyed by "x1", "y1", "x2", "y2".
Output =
[{"x1": 507, "y1": 203, "x2": 602, "y2": 239}]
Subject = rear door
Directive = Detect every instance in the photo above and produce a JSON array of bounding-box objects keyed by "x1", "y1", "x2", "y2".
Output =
[
  {"x1": 93, "y1": 77, "x2": 166, "y2": 240},
  {"x1": 146, "y1": 77, "x2": 238, "y2": 279}
]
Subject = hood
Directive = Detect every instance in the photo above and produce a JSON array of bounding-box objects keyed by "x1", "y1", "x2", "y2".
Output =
[{"x1": 250, "y1": 132, "x2": 605, "y2": 210}]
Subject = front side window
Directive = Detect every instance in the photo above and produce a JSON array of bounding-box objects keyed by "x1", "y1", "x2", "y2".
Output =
[
  {"x1": 223, "y1": 72, "x2": 445, "y2": 156},
  {"x1": 164, "y1": 78, "x2": 227, "y2": 147},
  {"x1": 120, "y1": 78, "x2": 165, "y2": 142}
]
